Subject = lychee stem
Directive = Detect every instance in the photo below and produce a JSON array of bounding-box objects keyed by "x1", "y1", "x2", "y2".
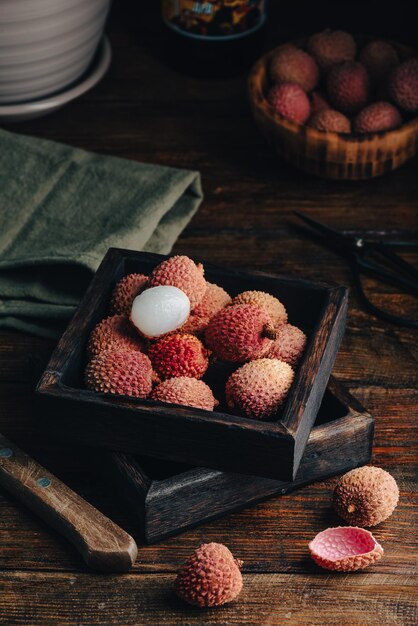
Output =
[
  {"x1": 262, "y1": 324, "x2": 277, "y2": 340},
  {"x1": 347, "y1": 504, "x2": 356, "y2": 513}
]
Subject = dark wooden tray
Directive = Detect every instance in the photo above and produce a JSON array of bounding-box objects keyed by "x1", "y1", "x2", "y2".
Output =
[
  {"x1": 102, "y1": 377, "x2": 373, "y2": 543},
  {"x1": 37, "y1": 248, "x2": 348, "y2": 481}
]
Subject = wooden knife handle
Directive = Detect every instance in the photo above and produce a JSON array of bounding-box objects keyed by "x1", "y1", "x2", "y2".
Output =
[{"x1": 0, "y1": 434, "x2": 137, "y2": 572}]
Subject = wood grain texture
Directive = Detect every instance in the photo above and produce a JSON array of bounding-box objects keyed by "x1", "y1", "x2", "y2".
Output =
[
  {"x1": 103, "y1": 379, "x2": 374, "y2": 543},
  {"x1": 0, "y1": 434, "x2": 137, "y2": 572},
  {"x1": 1, "y1": 572, "x2": 417, "y2": 626},
  {"x1": 37, "y1": 249, "x2": 348, "y2": 481},
  {"x1": 0, "y1": 1, "x2": 417, "y2": 624}
]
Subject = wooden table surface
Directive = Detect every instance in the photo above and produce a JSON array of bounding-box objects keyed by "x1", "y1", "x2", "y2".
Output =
[{"x1": 1, "y1": 3, "x2": 417, "y2": 625}]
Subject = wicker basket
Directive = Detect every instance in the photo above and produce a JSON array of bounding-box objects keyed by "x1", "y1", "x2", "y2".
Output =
[{"x1": 248, "y1": 40, "x2": 418, "y2": 180}]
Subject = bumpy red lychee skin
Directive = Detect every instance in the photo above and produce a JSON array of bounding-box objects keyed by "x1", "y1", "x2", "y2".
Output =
[
  {"x1": 147, "y1": 255, "x2": 206, "y2": 309},
  {"x1": 354, "y1": 102, "x2": 402, "y2": 134},
  {"x1": 268, "y1": 83, "x2": 311, "y2": 125},
  {"x1": 225, "y1": 358, "x2": 294, "y2": 420},
  {"x1": 359, "y1": 40, "x2": 399, "y2": 85},
  {"x1": 181, "y1": 282, "x2": 231, "y2": 335},
  {"x1": 307, "y1": 29, "x2": 356, "y2": 72},
  {"x1": 193, "y1": 282, "x2": 231, "y2": 317},
  {"x1": 87, "y1": 315, "x2": 145, "y2": 359},
  {"x1": 109, "y1": 273, "x2": 148, "y2": 315},
  {"x1": 231, "y1": 291, "x2": 287, "y2": 327},
  {"x1": 327, "y1": 62, "x2": 370, "y2": 114},
  {"x1": 266, "y1": 324, "x2": 307, "y2": 367},
  {"x1": 205, "y1": 304, "x2": 276, "y2": 363},
  {"x1": 151, "y1": 377, "x2": 218, "y2": 411},
  {"x1": 310, "y1": 91, "x2": 331, "y2": 115},
  {"x1": 85, "y1": 349, "x2": 153, "y2": 398},
  {"x1": 269, "y1": 45, "x2": 319, "y2": 92},
  {"x1": 148, "y1": 333, "x2": 209, "y2": 380},
  {"x1": 309, "y1": 527, "x2": 383, "y2": 572},
  {"x1": 389, "y1": 58, "x2": 418, "y2": 112},
  {"x1": 180, "y1": 315, "x2": 210, "y2": 336},
  {"x1": 333, "y1": 466, "x2": 399, "y2": 527},
  {"x1": 309, "y1": 109, "x2": 351, "y2": 134},
  {"x1": 175, "y1": 543, "x2": 243, "y2": 607}
]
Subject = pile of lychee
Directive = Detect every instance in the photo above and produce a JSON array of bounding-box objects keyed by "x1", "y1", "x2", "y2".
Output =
[
  {"x1": 84, "y1": 255, "x2": 307, "y2": 421},
  {"x1": 266, "y1": 29, "x2": 418, "y2": 135},
  {"x1": 174, "y1": 466, "x2": 400, "y2": 608}
]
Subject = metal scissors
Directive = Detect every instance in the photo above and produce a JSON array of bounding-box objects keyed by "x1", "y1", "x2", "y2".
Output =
[{"x1": 294, "y1": 212, "x2": 418, "y2": 329}]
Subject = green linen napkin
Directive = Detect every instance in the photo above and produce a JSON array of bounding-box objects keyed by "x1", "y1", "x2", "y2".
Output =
[{"x1": 0, "y1": 129, "x2": 203, "y2": 339}]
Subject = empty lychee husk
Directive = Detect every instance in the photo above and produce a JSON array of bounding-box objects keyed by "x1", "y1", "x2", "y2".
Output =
[
  {"x1": 333, "y1": 466, "x2": 399, "y2": 527},
  {"x1": 309, "y1": 526, "x2": 383, "y2": 572}
]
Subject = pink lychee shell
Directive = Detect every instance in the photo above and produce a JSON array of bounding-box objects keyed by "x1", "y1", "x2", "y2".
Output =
[
  {"x1": 268, "y1": 83, "x2": 311, "y2": 125},
  {"x1": 87, "y1": 314, "x2": 145, "y2": 359},
  {"x1": 327, "y1": 62, "x2": 370, "y2": 114},
  {"x1": 389, "y1": 58, "x2": 418, "y2": 112},
  {"x1": 147, "y1": 255, "x2": 206, "y2": 309},
  {"x1": 309, "y1": 526, "x2": 383, "y2": 572},
  {"x1": 354, "y1": 102, "x2": 402, "y2": 134},
  {"x1": 148, "y1": 333, "x2": 209, "y2": 380},
  {"x1": 181, "y1": 282, "x2": 231, "y2": 335},
  {"x1": 205, "y1": 304, "x2": 277, "y2": 363},
  {"x1": 151, "y1": 377, "x2": 217, "y2": 411},
  {"x1": 85, "y1": 349, "x2": 153, "y2": 398},
  {"x1": 269, "y1": 45, "x2": 319, "y2": 92},
  {"x1": 359, "y1": 40, "x2": 399, "y2": 85},
  {"x1": 266, "y1": 324, "x2": 307, "y2": 367},
  {"x1": 309, "y1": 109, "x2": 351, "y2": 134},
  {"x1": 109, "y1": 273, "x2": 148, "y2": 315},
  {"x1": 307, "y1": 29, "x2": 356, "y2": 72}
]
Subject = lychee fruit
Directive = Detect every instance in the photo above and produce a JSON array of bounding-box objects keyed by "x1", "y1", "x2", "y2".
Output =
[
  {"x1": 147, "y1": 255, "x2": 206, "y2": 309},
  {"x1": 130, "y1": 285, "x2": 190, "y2": 338},
  {"x1": 175, "y1": 543, "x2": 243, "y2": 607},
  {"x1": 389, "y1": 58, "x2": 418, "y2": 112},
  {"x1": 309, "y1": 109, "x2": 351, "y2": 134},
  {"x1": 309, "y1": 527, "x2": 383, "y2": 572},
  {"x1": 148, "y1": 333, "x2": 210, "y2": 380},
  {"x1": 359, "y1": 40, "x2": 399, "y2": 85},
  {"x1": 225, "y1": 358, "x2": 294, "y2": 420},
  {"x1": 85, "y1": 349, "x2": 153, "y2": 398},
  {"x1": 333, "y1": 466, "x2": 399, "y2": 527},
  {"x1": 307, "y1": 29, "x2": 356, "y2": 72},
  {"x1": 269, "y1": 45, "x2": 319, "y2": 92},
  {"x1": 310, "y1": 91, "x2": 331, "y2": 115},
  {"x1": 151, "y1": 377, "x2": 218, "y2": 411},
  {"x1": 205, "y1": 304, "x2": 277, "y2": 363},
  {"x1": 231, "y1": 290, "x2": 287, "y2": 327},
  {"x1": 354, "y1": 102, "x2": 402, "y2": 133},
  {"x1": 109, "y1": 273, "x2": 148, "y2": 315},
  {"x1": 266, "y1": 324, "x2": 307, "y2": 367},
  {"x1": 327, "y1": 62, "x2": 370, "y2": 114},
  {"x1": 182, "y1": 282, "x2": 231, "y2": 335},
  {"x1": 268, "y1": 82, "x2": 311, "y2": 125},
  {"x1": 87, "y1": 315, "x2": 145, "y2": 359}
]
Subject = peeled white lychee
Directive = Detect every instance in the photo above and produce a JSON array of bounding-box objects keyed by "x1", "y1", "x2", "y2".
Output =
[{"x1": 130, "y1": 286, "x2": 190, "y2": 338}]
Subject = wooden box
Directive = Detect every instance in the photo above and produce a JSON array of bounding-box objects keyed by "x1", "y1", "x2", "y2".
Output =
[
  {"x1": 102, "y1": 378, "x2": 374, "y2": 543},
  {"x1": 37, "y1": 248, "x2": 348, "y2": 481}
]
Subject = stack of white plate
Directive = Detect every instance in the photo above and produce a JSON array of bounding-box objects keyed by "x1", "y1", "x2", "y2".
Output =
[{"x1": 0, "y1": 0, "x2": 112, "y2": 120}]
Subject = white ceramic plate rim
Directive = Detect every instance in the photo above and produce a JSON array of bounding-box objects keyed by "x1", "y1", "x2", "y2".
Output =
[{"x1": 0, "y1": 37, "x2": 111, "y2": 118}]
